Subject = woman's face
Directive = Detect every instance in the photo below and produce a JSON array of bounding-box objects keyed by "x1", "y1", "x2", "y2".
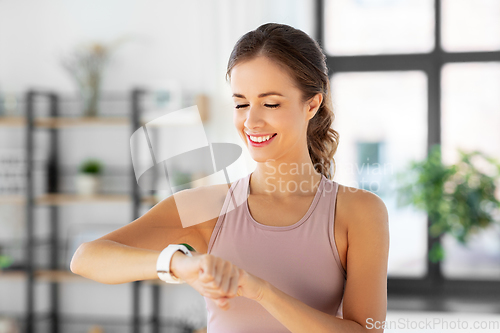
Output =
[{"x1": 230, "y1": 55, "x2": 321, "y2": 165}]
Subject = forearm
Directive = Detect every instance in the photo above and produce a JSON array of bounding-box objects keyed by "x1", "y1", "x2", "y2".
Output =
[
  {"x1": 258, "y1": 282, "x2": 367, "y2": 333},
  {"x1": 70, "y1": 239, "x2": 160, "y2": 284}
]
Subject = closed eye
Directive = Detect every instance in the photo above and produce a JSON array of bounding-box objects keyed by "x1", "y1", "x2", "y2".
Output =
[
  {"x1": 234, "y1": 104, "x2": 280, "y2": 109},
  {"x1": 265, "y1": 104, "x2": 280, "y2": 109}
]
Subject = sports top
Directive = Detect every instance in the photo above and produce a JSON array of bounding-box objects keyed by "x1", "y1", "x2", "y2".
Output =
[{"x1": 203, "y1": 172, "x2": 347, "y2": 332}]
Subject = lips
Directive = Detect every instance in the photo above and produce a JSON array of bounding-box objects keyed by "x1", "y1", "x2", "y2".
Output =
[
  {"x1": 247, "y1": 133, "x2": 277, "y2": 143},
  {"x1": 246, "y1": 133, "x2": 277, "y2": 137}
]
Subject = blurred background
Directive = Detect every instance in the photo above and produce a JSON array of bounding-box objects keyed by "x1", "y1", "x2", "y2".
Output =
[{"x1": 1, "y1": 0, "x2": 500, "y2": 332}]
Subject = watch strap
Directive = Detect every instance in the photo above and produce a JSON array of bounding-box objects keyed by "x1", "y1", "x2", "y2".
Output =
[{"x1": 157, "y1": 244, "x2": 192, "y2": 284}]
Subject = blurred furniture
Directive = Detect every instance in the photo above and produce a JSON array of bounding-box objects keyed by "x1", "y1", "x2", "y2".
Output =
[{"x1": 0, "y1": 89, "x2": 205, "y2": 333}]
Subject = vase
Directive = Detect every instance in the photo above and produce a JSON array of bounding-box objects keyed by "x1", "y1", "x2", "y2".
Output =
[
  {"x1": 79, "y1": 73, "x2": 101, "y2": 117},
  {"x1": 75, "y1": 174, "x2": 100, "y2": 195}
]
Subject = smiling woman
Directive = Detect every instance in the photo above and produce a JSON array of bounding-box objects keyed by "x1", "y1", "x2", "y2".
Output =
[
  {"x1": 196, "y1": 23, "x2": 389, "y2": 332},
  {"x1": 70, "y1": 22, "x2": 389, "y2": 333}
]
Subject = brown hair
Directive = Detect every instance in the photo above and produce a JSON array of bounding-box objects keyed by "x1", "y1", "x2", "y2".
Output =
[{"x1": 225, "y1": 23, "x2": 339, "y2": 180}]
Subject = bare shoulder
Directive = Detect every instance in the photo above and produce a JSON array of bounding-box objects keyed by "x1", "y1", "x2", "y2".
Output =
[
  {"x1": 336, "y1": 184, "x2": 389, "y2": 233},
  {"x1": 336, "y1": 184, "x2": 389, "y2": 328},
  {"x1": 184, "y1": 181, "x2": 235, "y2": 253}
]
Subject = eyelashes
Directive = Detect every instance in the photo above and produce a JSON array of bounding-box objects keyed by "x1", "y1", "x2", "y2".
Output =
[{"x1": 234, "y1": 104, "x2": 280, "y2": 109}]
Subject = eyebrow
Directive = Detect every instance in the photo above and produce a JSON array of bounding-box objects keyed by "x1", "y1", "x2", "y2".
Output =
[{"x1": 232, "y1": 91, "x2": 284, "y2": 98}]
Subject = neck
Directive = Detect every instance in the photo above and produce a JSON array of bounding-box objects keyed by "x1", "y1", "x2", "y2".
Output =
[{"x1": 250, "y1": 160, "x2": 323, "y2": 198}]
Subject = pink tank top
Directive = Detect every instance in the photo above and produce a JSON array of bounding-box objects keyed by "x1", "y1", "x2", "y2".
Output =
[{"x1": 204, "y1": 172, "x2": 347, "y2": 332}]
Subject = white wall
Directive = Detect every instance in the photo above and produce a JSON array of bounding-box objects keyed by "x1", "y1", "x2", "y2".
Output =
[{"x1": 0, "y1": 0, "x2": 316, "y2": 330}]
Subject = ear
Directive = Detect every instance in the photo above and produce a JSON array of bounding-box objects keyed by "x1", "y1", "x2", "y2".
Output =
[{"x1": 305, "y1": 93, "x2": 323, "y2": 121}]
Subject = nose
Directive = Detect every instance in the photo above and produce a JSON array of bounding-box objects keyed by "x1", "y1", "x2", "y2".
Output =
[{"x1": 243, "y1": 105, "x2": 265, "y2": 130}]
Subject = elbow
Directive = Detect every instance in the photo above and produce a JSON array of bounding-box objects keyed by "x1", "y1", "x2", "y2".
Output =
[{"x1": 69, "y1": 240, "x2": 123, "y2": 285}]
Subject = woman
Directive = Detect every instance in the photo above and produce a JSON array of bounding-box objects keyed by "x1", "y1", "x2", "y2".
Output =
[{"x1": 70, "y1": 23, "x2": 389, "y2": 332}]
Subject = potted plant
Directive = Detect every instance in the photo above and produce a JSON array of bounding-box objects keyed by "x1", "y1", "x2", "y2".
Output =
[
  {"x1": 0, "y1": 245, "x2": 13, "y2": 272},
  {"x1": 76, "y1": 159, "x2": 103, "y2": 195},
  {"x1": 395, "y1": 144, "x2": 500, "y2": 262}
]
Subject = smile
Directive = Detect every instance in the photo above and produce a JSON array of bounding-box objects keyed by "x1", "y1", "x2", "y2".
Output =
[
  {"x1": 246, "y1": 133, "x2": 277, "y2": 147},
  {"x1": 249, "y1": 134, "x2": 276, "y2": 143}
]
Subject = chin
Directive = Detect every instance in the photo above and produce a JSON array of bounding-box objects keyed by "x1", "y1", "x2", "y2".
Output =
[{"x1": 247, "y1": 152, "x2": 277, "y2": 164}]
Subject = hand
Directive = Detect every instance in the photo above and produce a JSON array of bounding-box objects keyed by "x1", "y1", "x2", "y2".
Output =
[
  {"x1": 235, "y1": 268, "x2": 267, "y2": 303},
  {"x1": 170, "y1": 252, "x2": 241, "y2": 310}
]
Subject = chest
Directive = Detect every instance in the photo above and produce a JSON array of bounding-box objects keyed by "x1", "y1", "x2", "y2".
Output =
[
  {"x1": 247, "y1": 194, "x2": 316, "y2": 227},
  {"x1": 200, "y1": 186, "x2": 349, "y2": 274},
  {"x1": 247, "y1": 192, "x2": 348, "y2": 274}
]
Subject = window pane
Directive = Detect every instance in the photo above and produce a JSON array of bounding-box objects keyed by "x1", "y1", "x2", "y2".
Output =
[
  {"x1": 324, "y1": 0, "x2": 434, "y2": 56},
  {"x1": 441, "y1": 62, "x2": 500, "y2": 279},
  {"x1": 441, "y1": 0, "x2": 500, "y2": 52},
  {"x1": 331, "y1": 71, "x2": 428, "y2": 277}
]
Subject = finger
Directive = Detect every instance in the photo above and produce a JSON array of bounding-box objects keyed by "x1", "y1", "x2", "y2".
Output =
[
  {"x1": 215, "y1": 297, "x2": 230, "y2": 310},
  {"x1": 228, "y1": 268, "x2": 240, "y2": 297},
  {"x1": 213, "y1": 258, "x2": 230, "y2": 289},
  {"x1": 202, "y1": 289, "x2": 223, "y2": 299},
  {"x1": 212, "y1": 259, "x2": 224, "y2": 288},
  {"x1": 219, "y1": 262, "x2": 234, "y2": 294},
  {"x1": 200, "y1": 255, "x2": 215, "y2": 282}
]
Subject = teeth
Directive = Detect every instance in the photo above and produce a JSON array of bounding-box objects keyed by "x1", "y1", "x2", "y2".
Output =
[{"x1": 250, "y1": 134, "x2": 273, "y2": 143}]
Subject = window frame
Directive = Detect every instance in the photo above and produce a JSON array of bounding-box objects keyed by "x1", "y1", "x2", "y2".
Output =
[{"x1": 317, "y1": 0, "x2": 500, "y2": 298}]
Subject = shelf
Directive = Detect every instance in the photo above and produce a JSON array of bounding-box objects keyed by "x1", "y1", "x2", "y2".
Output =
[
  {"x1": 0, "y1": 194, "x2": 25, "y2": 204},
  {"x1": 36, "y1": 117, "x2": 131, "y2": 128},
  {"x1": 0, "y1": 115, "x2": 200, "y2": 128},
  {"x1": 0, "y1": 116, "x2": 131, "y2": 128},
  {"x1": 0, "y1": 194, "x2": 157, "y2": 206},
  {"x1": 37, "y1": 193, "x2": 156, "y2": 205},
  {"x1": 0, "y1": 312, "x2": 205, "y2": 330},
  {"x1": 0, "y1": 269, "x2": 171, "y2": 285},
  {"x1": 0, "y1": 116, "x2": 25, "y2": 126},
  {"x1": 0, "y1": 269, "x2": 82, "y2": 282}
]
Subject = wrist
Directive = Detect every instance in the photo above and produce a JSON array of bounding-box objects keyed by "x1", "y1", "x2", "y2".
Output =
[
  {"x1": 256, "y1": 279, "x2": 273, "y2": 304},
  {"x1": 169, "y1": 250, "x2": 187, "y2": 279},
  {"x1": 156, "y1": 244, "x2": 192, "y2": 283}
]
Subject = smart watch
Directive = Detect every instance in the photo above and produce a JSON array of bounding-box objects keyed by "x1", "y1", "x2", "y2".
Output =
[{"x1": 156, "y1": 244, "x2": 193, "y2": 283}]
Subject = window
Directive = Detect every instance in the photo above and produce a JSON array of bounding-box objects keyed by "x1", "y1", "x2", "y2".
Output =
[
  {"x1": 441, "y1": 0, "x2": 500, "y2": 52},
  {"x1": 331, "y1": 71, "x2": 428, "y2": 277},
  {"x1": 324, "y1": 0, "x2": 435, "y2": 55},
  {"x1": 441, "y1": 62, "x2": 500, "y2": 279},
  {"x1": 319, "y1": 0, "x2": 500, "y2": 293}
]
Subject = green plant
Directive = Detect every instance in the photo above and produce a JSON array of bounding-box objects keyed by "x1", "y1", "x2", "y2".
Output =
[
  {"x1": 396, "y1": 144, "x2": 500, "y2": 262},
  {"x1": 79, "y1": 159, "x2": 103, "y2": 175},
  {"x1": 0, "y1": 255, "x2": 13, "y2": 269}
]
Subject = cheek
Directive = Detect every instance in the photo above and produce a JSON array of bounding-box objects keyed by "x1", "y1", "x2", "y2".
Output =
[
  {"x1": 233, "y1": 111, "x2": 244, "y2": 128},
  {"x1": 275, "y1": 109, "x2": 302, "y2": 132}
]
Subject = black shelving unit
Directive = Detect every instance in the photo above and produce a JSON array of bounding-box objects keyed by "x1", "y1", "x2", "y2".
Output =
[
  {"x1": 20, "y1": 89, "x2": 200, "y2": 333},
  {"x1": 23, "y1": 89, "x2": 148, "y2": 333}
]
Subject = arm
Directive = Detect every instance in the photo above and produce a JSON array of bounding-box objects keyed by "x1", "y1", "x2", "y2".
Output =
[
  {"x1": 238, "y1": 188, "x2": 390, "y2": 332},
  {"x1": 70, "y1": 239, "x2": 160, "y2": 284},
  {"x1": 70, "y1": 190, "x2": 209, "y2": 284}
]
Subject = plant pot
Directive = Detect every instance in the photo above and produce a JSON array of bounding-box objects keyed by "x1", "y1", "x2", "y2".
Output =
[{"x1": 76, "y1": 174, "x2": 100, "y2": 195}]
